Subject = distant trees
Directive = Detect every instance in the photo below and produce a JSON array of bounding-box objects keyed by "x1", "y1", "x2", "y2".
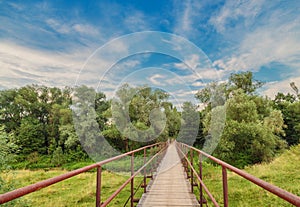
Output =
[
  {"x1": 103, "y1": 84, "x2": 181, "y2": 151},
  {"x1": 196, "y1": 72, "x2": 287, "y2": 168},
  {"x1": 273, "y1": 88, "x2": 300, "y2": 145},
  {"x1": 0, "y1": 85, "x2": 107, "y2": 165},
  {"x1": 0, "y1": 71, "x2": 298, "y2": 169}
]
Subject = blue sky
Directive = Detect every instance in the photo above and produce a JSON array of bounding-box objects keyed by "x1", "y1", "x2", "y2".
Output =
[{"x1": 0, "y1": 0, "x2": 299, "y2": 106}]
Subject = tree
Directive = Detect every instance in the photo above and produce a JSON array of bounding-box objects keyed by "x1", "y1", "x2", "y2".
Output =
[
  {"x1": 177, "y1": 102, "x2": 199, "y2": 145},
  {"x1": 0, "y1": 126, "x2": 18, "y2": 171},
  {"x1": 17, "y1": 117, "x2": 45, "y2": 155},
  {"x1": 196, "y1": 72, "x2": 287, "y2": 168},
  {"x1": 109, "y1": 84, "x2": 172, "y2": 150},
  {"x1": 273, "y1": 91, "x2": 300, "y2": 145},
  {"x1": 0, "y1": 89, "x2": 21, "y2": 133},
  {"x1": 51, "y1": 146, "x2": 65, "y2": 166},
  {"x1": 0, "y1": 126, "x2": 27, "y2": 207},
  {"x1": 228, "y1": 71, "x2": 264, "y2": 94}
]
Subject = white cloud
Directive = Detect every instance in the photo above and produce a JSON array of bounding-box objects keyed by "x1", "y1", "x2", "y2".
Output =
[
  {"x1": 212, "y1": 1, "x2": 300, "y2": 74},
  {"x1": 192, "y1": 81, "x2": 206, "y2": 87},
  {"x1": 172, "y1": 0, "x2": 202, "y2": 37},
  {"x1": 213, "y1": 21, "x2": 300, "y2": 72},
  {"x1": 210, "y1": 0, "x2": 265, "y2": 33},
  {"x1": 0, "y1": 41, "x2": 89, "y2": 89},
  {"x1": 174, "y1": 54, "x2": 200, "y2": 70},
  {"x1": 148, "y1": 74, "x2": 166, "y2": 86},
  {"x1": 46, "y1": 19, "x2": 71, "y2": 34},
  {"x1": 261, "y1": 76, "x2": 300, "y2": 98},
  {"x1": 72, "y1": 24, "x2": 99, "y2": 36},
  {"x1": 46, "y1": 18, "x2": 100, "y2": 37},
  {"x1": 124, "y1": 11, "x2": 150, "y2": 31}
]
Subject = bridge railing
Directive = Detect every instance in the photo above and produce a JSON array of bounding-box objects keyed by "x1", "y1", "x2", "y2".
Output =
[
  {"x1": 0, "y1": 142, "x2": 168, "y2": 207},
  {"x1": 175, "y1": 141, "x2": 300, "y2": 207}
]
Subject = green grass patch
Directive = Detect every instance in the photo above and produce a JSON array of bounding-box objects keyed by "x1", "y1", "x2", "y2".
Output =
[
  {"x1": 1, "y1": 169, "x2": 144, "y2": 207},
  {"x1": 192, "y1": 144, "x2": 300, "y2": 206}
]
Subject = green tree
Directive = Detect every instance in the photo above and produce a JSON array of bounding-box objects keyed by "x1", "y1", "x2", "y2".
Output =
[
  {"x1": 228, "y1": 71, "x2": 264, "y2": 94},
  {"x1": 17, "y1": 117, "x2": 45, "y2": 155},
  {"x1": 196, "y1": 72, "x2": 286, "y2": 167},
  {"x1": 51, "y1": 146, "x2": 65, "y2": 167},
  {"x1": 0, "y1": 126, "x2": 18, "y2": 170},
  {"x1": 177, "y1": 102, "x2": 199, "y2": 145},
  {"x1": 213, "y1": 90, "x2": 286, "y2": 167},
  {"x1": 273, "y1": 91, "x2": 300, "y2": 145}
]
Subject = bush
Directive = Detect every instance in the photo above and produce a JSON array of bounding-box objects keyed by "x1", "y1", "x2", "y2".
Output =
[{"x1": 51, "y1": 147, "x2": 66, "y2": 167}]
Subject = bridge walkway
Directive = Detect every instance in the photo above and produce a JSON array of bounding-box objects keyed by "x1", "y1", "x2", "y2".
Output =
[{"x1": 138, "y1": 142, "x2": 200, "y2": 207}]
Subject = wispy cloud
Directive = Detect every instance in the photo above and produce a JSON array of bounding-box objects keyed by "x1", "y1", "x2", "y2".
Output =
[
  {"x1": 0, "y1": 41, "x2": 87, "y2": 89},
  {"x1": 209, "y1": 0, "x2": 265, "y2": 33},
  {"x1": 148, "y1": 74, "x2": 166, "y2": 86},
  {"x1": 261, "y1": 76, "x2": 300, "y2": 98},
  {"x1": 211, "y1": 1, "x2": 300, "y2": 85},
  {"x1": 172, "y1": 0, "x2": 202, "y2": 37},
  {"x1": 46, "y1": 19, "x2": 100, "y2": 36}
]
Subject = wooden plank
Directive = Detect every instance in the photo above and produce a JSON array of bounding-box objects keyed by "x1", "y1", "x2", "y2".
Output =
[{"x1": 138, "y1": 143, "x2": 200, "y2": 207}]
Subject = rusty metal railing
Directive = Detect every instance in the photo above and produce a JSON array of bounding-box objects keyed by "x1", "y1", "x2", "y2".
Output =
[
  {"x1": 0, "y1": 142, "x2": 168, "y2": 207},
  {"x1": 175, "y1": 141, "x2": 300, "y2": 207}
]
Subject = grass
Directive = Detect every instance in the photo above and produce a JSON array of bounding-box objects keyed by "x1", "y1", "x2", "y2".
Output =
[
  {"x1": 1, "y1": 144, "x2": 299, "y2": 206},
  {"x1": 195, "y1": 144, "x2": 300, "y2": 206},
  {"x1": 1, "y1": 169, "x2": 143, "y2": 207}
]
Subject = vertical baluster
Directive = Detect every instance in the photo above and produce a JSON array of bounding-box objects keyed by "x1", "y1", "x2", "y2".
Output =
[
  {"x1": 190, "y1": 149, "x2": 194, "y2": 193},
  {"x1": 222, "y1": 166, "x2": 228, "y2": 207},
  {"x1": 96, "y1": 166, "x2": 102, "y2": 207},
  {"x1": 131, "y1": 153, "x2": 134, "y2": 207},
  {"x1": 199, "y1": 153, "x2": 203, "y2": 207},
  {"x1": 143, "y1": 148, "x2": 147, "y2": 193}
]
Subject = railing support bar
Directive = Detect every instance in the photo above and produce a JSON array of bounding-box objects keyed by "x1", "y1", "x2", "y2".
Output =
[
  {"x1": 143, "y1": 148, "x2": 147, "y2": 193},
  {"x1": 199, "y1": 152, "x2": 203, "y2": 207},
  {"x1": 222, "y1": 166, "x2": 228, "y2": 207},
  {"x1": 96, "y1": 166, "x2": 102, "y2": 207},
  {"x1": 131, "y1": 153, "x2": 134, "y2": 207},
  {"x1": 190, "y1": 149, "x2": 194, "y2": 193}
]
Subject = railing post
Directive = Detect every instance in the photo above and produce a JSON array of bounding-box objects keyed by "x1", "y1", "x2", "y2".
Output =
[
  {"x1": 131, "y1": 153, "x2": 134, "y2": 207},
  {"x1": 143, "y1": 148, "x2": 147, "y2": 193},
  {"x1": 222, "y1": 166, "x2": 228, "y2": 207},
  {"x1": 199, "y1": 152, "x2": 203, "y2": 207},
  {"x1": 190, "y1": 149, "x2": 194, "y2": 193},
  {"x1": 96, "y1": 166, "x2": 102, "y2": 207}
]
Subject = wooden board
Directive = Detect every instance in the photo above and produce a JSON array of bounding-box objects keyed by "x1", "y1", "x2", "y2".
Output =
[{"x1": 138, "y1": 143, "x2": 200, "y2": 207}]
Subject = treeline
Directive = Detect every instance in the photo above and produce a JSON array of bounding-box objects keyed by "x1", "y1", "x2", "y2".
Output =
[
  {"x1": 0, "y1": 85, "x2": 88, "y2": 168},
  {"x1": 0, "y1": 84, "x2": 183, "y2": 168},
  {"x1": 196, "y1": 72, "x2": 300, "y2": 167},
  {"x1": 0, "y1": 72, "x2": 299, "y2": 169}
]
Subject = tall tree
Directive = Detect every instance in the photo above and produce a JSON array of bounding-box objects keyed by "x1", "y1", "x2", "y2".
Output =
[
  {"x1": 273, "y1": 91, "x2": 300, "y2": 145},
  {"x1": 177, "y1": 102, "x2": 199, "y2": 145},
  {"x1": 196, "y1": 72, "x2": 286, "y2": 168},
  {"x1": 228, "y1": 71, "x2": 264, "y2": 94}
]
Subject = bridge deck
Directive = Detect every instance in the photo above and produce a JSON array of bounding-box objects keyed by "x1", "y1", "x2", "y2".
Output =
[{"x1": 138, "y1": 143, "x2": 200, "y2": 207}]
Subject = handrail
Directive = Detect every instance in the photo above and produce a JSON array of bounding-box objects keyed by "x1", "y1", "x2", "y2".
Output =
[
  {"x1": 176, "y1": 141, "x2": 300, "y2": 207},
  {"x1": 0, "y1": 142, "x2": 167, "y2": 206},
  {"x1": 101, "y1": 144, "x2": 168, "y2": 206},
  {"x1": 176, "y1": 144, "x2": 220, "y2": 207}
]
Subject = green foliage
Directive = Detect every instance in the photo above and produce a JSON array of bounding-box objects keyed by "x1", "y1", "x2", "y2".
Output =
[
  {"x1": 228, "y1": 71, "x2": 264, "y2": 94},
  {"x1": 1, "y1": 170, "x2": 142, "y2": 207},
  {"x1": 17, "y1": 117, "x2": 45, "y2": 154},
  {"x1": 0, "y1": 126, "x2": 18, "y2": 171},
  {"x1": 201, "y1": 144, "x2": 300, "y2": 207},
  {"x1": 197, "y1": 72, "x2": 287, "y2": 168},
  {"x1": 273, "y1": 92, "x2": 300, "y2": 145},
  {"x1": 51, "y1": 147, "x2": 66, "y2": 167},
  {"x1": 177, "y1": 102, "x2": 199, "y2": 145}
]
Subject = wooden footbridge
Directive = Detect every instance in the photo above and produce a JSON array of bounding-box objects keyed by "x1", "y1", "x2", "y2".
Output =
[{"x1": 1, "y1": 141, "x2": 300, "y2": 207}]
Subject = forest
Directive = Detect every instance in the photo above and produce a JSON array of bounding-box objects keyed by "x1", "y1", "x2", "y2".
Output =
[{"x1": 0, "y1": 71, "x2": 299, "y2": 172}]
